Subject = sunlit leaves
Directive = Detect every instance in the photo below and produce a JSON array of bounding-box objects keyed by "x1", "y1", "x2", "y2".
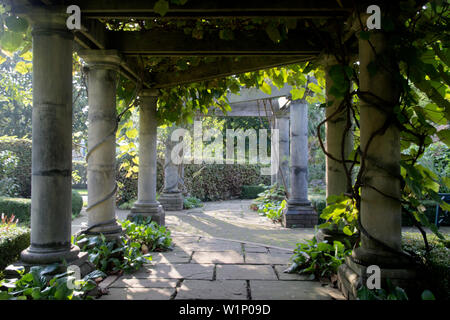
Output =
[
  {"x1": 4, "y1": 16, "x2": 28, "y2": 33},
  {"x1": 437, "y1": 129, "x2": 450, "y2": 147},
  {"x1": 14, "y1": 61, "x2": 31, "y2": 74},
  {"x1": 291, "y1": 87, "x2": 305, "y2": 100},
  {"x1": 153, "y1": 0, "x2": 170, "y2": 17}
]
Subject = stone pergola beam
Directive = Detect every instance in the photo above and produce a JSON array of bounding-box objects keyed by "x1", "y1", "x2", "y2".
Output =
[
  {"x1": 153, "y1": 56, "x2": 312, "y2": 88},
  {"x1": 62, "y1": 0, "x2": 352, "y2": 19},
  {"x1": 106, "y1": 29, "x2": 322, "y2": 56}
]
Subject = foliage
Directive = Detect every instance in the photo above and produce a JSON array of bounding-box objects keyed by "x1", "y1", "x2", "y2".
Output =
[
  {"x1": 285, "y1": 237, "x2": 351, "y2": 281},
  {"x1": 318, "y1": 195, "x2": 359, "y2": 236},
  {"x1": 240, "y1": 185, "x2": 266, "y2": 199},
  {"x1": 183, "y1": 196, "x2": 203, "y2": 209},
  {"x1": 74, "y1": 233, "x2": 152, "y2": 275},
  {"x1": 0, "y1": 136, "x2": 31, "y2": 198},
  {"x1": 357, "y1": 280, "x2": 409, "y2": 300},
  {"x1": 120, "y1": 216, "x2": 173, "y2": 252},
  {"x1": 71, "y1": 190, "x2": 83, "y2": 218},
  {"x1": 72, "y1": 161, "x2": 87, "y2": 189},
  {"x1": 0, "y1": 216, "x2": 29, "y2": 270},
  {"x1": 250, "y1": 183, "x2": 286, "y2": 211},
  {"x1": 0, "y1": 265, "x2": 99, "y2": 300},
  {"x1": 418, "y1": 142, "x2": 450, "y2": 193},
  {"x1": 402, "y1": 232, "x2": 450, "y2": 300},
  {"x1": 259, "y1": 199, "x2": 286, "y2": 223}
]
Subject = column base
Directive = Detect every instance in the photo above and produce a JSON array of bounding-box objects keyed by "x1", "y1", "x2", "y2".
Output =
[
  {"x1": 282, "y1": 200, "x2": 317, "y2": 228},
  {"x1": 7, "y1": 250, "x2": 95, "y2": 279},
  {"x1": 159, "y1": 192, "x2": 184, "y2": 211},
  {"x1": 337, "y1": 255, "x2": 419, "y2": 300},
  {"x1": 20, "y1": 244, "x2": 81, "y2": 265},
  {"x1": 128, "y1": 201, "x2": 165, "y2": 226},
  {"x1": 82, "y1": 219, "x2": 123, "y2": 241}
]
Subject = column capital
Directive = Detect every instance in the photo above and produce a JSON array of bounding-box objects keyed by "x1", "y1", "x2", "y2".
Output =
[
  {"x1": 16, "y1": 5, "x2": 72, "y2": 38},
  {"x1": 78, "y1": 49, "x2": 122, "y2": 71}
]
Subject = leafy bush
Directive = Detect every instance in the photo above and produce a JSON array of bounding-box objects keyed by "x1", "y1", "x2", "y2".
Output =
[
  {"x1": 402, "y1": 199, "x2": 450, "y2": 227},
  {"x1": 72, "y1": 161, "x2": 87, "y2": 189},
  {"x1": 402, "y1": 232, "x2": 450, "y2": 300},
  {"x1": 250, "y1": 184, "x2": 286, "y2": 211},
  {"x1": 240, "y1": 185, "x2": 266, "y2": 199},
  {"x1": 318, "y1": 195, "x2": 358, "y2": 236},
  {"x1": 285, "y1": 237, "x2": 351, "y2": 281},
  {"x1": 0, "y1": 177, "x2": 20, "y2": 198},
  {"x1": 0, "y1": 136, "x2": 32, "y2": 198},
  {"x1": 183, "y1": 196, "x2": 203, "y2": 209},
  {"x1": 0, "y1": 215, "x2": 30, "y2": 270},
  {"x1": 258, "y1": 200, "x2": 286, "y2": 223},
  {"x1": 418, "y1": 142, "x2": 450, "y2": 193},
  {"x1": 74, "y1": 233, "x2": 152, "y2": 275},
  {"x1": 357, "y1": 280, "x2": 409, "y2": 300},
  {"x1": 120, "y1": 216, "x2": 173, "y2": 252},
  {"x1": 0, "y1": 265, "x2": 100, "y2": 300},
  {"x1": 72, "y1": 190, "x2": 83, "y2": 218}
]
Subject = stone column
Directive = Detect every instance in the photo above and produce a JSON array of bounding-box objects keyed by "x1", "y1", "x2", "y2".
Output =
[
  {"x1": 128, "y1": 89, "x2": 165, "y2": 225},
  {"x1": 338, "y1": 31, "x2": 414, "y2": 299},
  {"x1": 20, "y1": 10, "x2": 81, "y2": 264},
  {"x1": 79, "y1": 50, "x2": 122, "y2": 239},
  {"x1": 324, "y1": 58, "x2": 353, "y2": 200},
  {"x1": 276, "y1": 115, "x2": 290, "y2": 191},
  {"x1": 270, "y1": 120, "x2": 278, "y2": 185},
  {"x1": 159, "y1": 126, "x2": 184, "y2": 211},
  {"x1": 316, "y1": 56, "x2": 354, "y2": 243},
  {"x1": 283, "y1": 100, "x2": 317, "y2": 228}
]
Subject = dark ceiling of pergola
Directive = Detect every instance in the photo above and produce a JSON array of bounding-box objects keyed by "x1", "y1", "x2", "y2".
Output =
[{"x1": 17, "y1": 0, "x2": 359, "y2": 89}]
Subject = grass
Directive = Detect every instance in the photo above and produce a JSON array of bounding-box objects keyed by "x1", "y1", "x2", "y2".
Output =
[{"x1": 74, "y1": 188, "x2": 88, "y2": 196}]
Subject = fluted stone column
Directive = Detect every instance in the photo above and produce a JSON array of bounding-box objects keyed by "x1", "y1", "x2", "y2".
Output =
[
  {"x1": 276, "y1": 116, "x2": 290, "y2": 191},
  {"x1": 20, "y1": 10, "x2": 81, "y2": 264},
  {"x1": 79, "y1": 50, "x2": 122, "y2": 239},
  {"x1": 338, "y1": 30, "x2": 415, "y2": 299},
  {"x1": 128, "y1": 90, "x2": 165, "y2": 225},
  {"x1": 159, "y1": 125, "x2": 184, "y2": 211},
  {"x1": 283, "y1": 100, "x2": 317, "y2": 228}
]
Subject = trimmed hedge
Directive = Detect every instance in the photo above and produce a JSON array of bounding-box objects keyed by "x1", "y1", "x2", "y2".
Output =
[
  {"x1": 0, "y1": 136, "x2": 32, "y2": 198},
  {"x1": 0, "y1": 197, "x2": 31, "y2": 225},
  {"x1": 0, "y1": 225, "x2": 30, "y2": 270},
  {"x1": 0, "y1": 190, "x2": 84, "y2": 226},
  {"x1": 240, "y1": 185, "x2": 266, "y2": 199}
]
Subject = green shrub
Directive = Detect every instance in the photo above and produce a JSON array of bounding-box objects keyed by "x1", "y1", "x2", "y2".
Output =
[
  {"x1": 72, "y1": 161, "x2": 87, "y2": 189},
  {"x1": 0, "y1": 197, "x2": 31, "y2": 225},
  {"x1": 0, "y1": 224, "x2": 30, "y2": 270},
  {"x1": 240, "y1": 185, "x2": 267, "y2": 199},
  {"x1": 0, "y1": 136, "x2": 32, "y2": 198},
  {"x1": 72, "y1": 190, "x2": 83, "y2": 218},
  {"x1": 1, "y1": 191, "x2": 84, "y2": 226},
  {"x1": 402, "y1": 232, "x2": 450, "y2": 300},
  {"x1": 402, "y1": 200, "x2": 450, "y2": 227},
  {"x1": 183, "y1": 196, "x2": 203, "y2": 209}
]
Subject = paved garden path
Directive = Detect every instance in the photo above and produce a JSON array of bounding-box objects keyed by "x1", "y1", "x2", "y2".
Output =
[{"x1": 71, "y1": 199, "x2": 449, "y2": 300}]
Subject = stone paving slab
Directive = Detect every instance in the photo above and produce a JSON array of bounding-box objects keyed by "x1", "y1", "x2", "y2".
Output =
[
  {"x1": 127, "y1": 263, "x2": 215, "y2": 280},
  {"x1": 250, "y1": 280, "x2": 337, "y2": 300},
  {"x1": 244, "y1": 244, "x2": 268, "y2": 253},
  {"x1": 216, "y1": 264, "x2": 277, "y2": 280},
  {"x1": 245, "y1": 252, "x2": 292, "y2": 265},
  {"x1": 102, "y1": 288, "x2": 175, "y2": 300},
  {"x1": 273, "y1": 265, "x2": 315, "y2": 281},
  {"x1": 149, "y1": 251, "x2": 192, "y2": 264},
  {"x1": 111, "y1": 278, "x2": 178, "y2": 288},
  {"x1": 196, "y1": 238, "x2": 243, "y2": 252},
  {"x1": 191, "y1": 251, "x2": 244, "y2": 264},
  {"x1": 175, "y1": 280, "x2": 248, "y2": 300}
]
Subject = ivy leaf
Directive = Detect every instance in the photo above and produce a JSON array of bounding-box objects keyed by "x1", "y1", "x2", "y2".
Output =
[
  {"x1": 0, "y1": 31, "x2": 23, "y2": 53},
  {"x1": 291, "y1": 87, "x2": 305, "y2": 100},
  {"x1": 265, "y1": 24, "x2": 281, "y2": 43},
  {"x1": 154, "y1": 0, "x2": 170, "y2": 17},
  {"x1": 5, "y1": 16, "x2": 28, "y2": 33},
  {"x1": 436, "y1": 129, "x2": 450, "y2": 147},
  {"x1": 260, "y1": 81, "x2": 272, "y2": 95}
]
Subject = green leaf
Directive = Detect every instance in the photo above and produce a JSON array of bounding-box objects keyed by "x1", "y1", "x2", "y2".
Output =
[
  {"x1": 5, "y1": 16, "x2": 29, "y2": 33},
  {"x1": 265, "y1": 24, "x2": 281, "y2": 43},
  {"x1": 436, "y1": 129, "x2": 450, "y2": 147},
  {"x1": 342, "y1": 226, "x2": 353, "y2": 236},
  {"x1": 421, "y1": 290, "x2": 435, "y2": 300},
  {"x1": 154, "y1": 0, "x2": 170, "y2": 16},
  {"x1": 291, "y1": 87, "x2": 305, "y2": 100},
  {"x1": 260, "y1": 81, "x2": 272, "y2": 95},
  {"x1": 0, "y1": 31, "x2": 23, "y2": 53}
]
